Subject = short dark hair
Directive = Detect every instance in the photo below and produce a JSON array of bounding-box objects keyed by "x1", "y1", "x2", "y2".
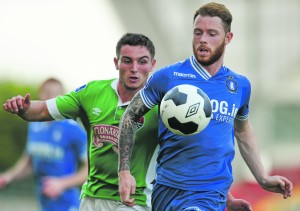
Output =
[
  {"x1": 193, "y1": 2, "x2": 232, "y2": 33},
  {"x1": 116, "y1": 33, "x2": 155, "y2": 59}
]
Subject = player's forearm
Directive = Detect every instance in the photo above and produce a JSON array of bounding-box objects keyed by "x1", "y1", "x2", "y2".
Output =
[
  {"x1": 118, "y1": 111, "x2": 137, "y2": 171},
  {"x1": 226, "y1": 191, "x2": 253, "y2": 211},
  {"x1": 5, "y1": 154, "x2": 32, "y2": 181},
  {"x1": 237, "y1": 140, "x2": 267, "y2": 184},
  {"x1": 118, "y1": 93, "x2": 150, "y2": 171},
  {"x1": 226, "y1": 192, "x2": 235, "y2": 208},
  {"x1": 19, "y1": 101, "x2": 52, "y2": 121},
  {"x1": 235, "y1": 121, "x2": 267, "y2": 185},
  {"x1": 227, "y1": 192, "x2": 234, "y2": 201}
]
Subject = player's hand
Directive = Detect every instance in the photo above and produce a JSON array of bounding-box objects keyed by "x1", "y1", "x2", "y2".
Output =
[
  {"x1": 118, "y1": 170, "x2": 136, "y2": 207},
  {"x1": 42, "y1": 177, "x2": 64, "y2": 198},
  {"x1": 0, "y1": 174, "x2": 11, "y2": 189},
  {"x1": 3, "y1": 93, "x2": 31, "y2": 114},
  {"x1": 227, "y1": 197, "x2": 252, "y2": 211},
  {"x1": 261, "y1": 175, "x2": 293, "y2": 199}
]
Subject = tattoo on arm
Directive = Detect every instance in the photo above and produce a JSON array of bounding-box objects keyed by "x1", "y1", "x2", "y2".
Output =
[{"x1": 118, "y1": 93, "x2": 150, "y2": 171}]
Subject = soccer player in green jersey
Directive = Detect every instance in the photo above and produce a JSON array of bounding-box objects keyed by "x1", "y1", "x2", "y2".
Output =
[{"x1": 3, "y1": 33, "x2": 252, "y2": 211}]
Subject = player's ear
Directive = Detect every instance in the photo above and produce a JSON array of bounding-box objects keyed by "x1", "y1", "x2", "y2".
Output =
[
  {"x1": 114, "y1": 57, "x2": 119, "y2": 70},
  {"x1": 225, "y1": 32, "x2": 233, "y2": 45},
  {"x1": 150, "y1": 59, "x2": 157, "y2": 72}
]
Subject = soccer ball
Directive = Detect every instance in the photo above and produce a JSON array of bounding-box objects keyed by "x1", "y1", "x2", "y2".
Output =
[{"x1": 160, "y1": 84, "x2": 212, "y2": 136}]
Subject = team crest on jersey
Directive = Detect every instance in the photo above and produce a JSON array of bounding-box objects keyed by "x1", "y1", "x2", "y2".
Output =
[{"x1": 226, "y1": 77, "x2": 238, "y2": 93}]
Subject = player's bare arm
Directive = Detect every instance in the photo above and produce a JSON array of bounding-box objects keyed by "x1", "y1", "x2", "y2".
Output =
[
  {"x1": 234, "y1": 119, "x2": 266, "y2": 183},
  {"x1": 3, "y1": 93, "x2": 53, "y2": 121},
  {"x1": 118, "y1": 92, "x2": 150, "y2": 171},
  {"x1": 234, "y1": 119, "x2": 293, "y2": 199},
  {"x1": 118, "y1": 92, "x2": 150, "y2": 206}
]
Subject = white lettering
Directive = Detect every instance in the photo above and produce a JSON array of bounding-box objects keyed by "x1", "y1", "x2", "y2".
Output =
[
  {"x1": 220, "y1": 101, "x2": 228, "y2": 115},
  {"x1": 210, "y1": 99, "x2": 239, "y2": 124},
  {"x1": 173, "y1": 72, "x2": 196, "y2": 78}
]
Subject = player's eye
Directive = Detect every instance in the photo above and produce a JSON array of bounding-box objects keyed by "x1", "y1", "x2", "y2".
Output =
[
  {"x1": 193, "y1": 29, "x2": 202, "y2": 36},
  {"x1": 139, "y1": 59, "x2": 148, "y2": 65},
  {"x1": 122, "y1": 58, "x2": 132, "y2": 64}
]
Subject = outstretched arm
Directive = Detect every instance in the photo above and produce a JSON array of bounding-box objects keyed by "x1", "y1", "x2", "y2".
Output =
[
  {"x1": 3, "y1": 93, "x2": 53, "y2": 121},
  {"x1": 234, "y1": 119, "x2": 293, "y2": 199},
  {"x1": 0, "y1": 153, "x2": 32, "y2": 188},
  {"x1": 118, "y1": 92, "x2": 150, "y2": 206}
]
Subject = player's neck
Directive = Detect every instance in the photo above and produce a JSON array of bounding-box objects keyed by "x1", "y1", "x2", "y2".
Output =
[
  {"x1": 203, "y1": 60, "x2": 224, "y2": 76},
  {"x1": 117, "y1": 85, "x2": 139, "y2": 103}
]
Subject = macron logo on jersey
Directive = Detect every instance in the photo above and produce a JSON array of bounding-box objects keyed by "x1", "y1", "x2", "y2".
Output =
[{"x1": 173, "y1": 72, "x2": 196, "y2": 78}]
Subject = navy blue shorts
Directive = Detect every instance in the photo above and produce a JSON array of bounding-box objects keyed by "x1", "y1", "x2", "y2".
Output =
[{"x1": 151, "y1": 183, "x2": 226, "y2": 211}]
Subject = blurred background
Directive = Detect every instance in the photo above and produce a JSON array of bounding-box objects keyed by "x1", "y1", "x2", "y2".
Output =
[{"x1": 0, "y1": 0, "x2": 299, "y2": 210}]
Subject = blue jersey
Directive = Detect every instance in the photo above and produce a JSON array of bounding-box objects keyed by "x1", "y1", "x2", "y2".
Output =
[
  {"x1": 26, "y1": 120, "x2": 87, "y2": 211},
  {"x1": 140, "y1": 56, "x2": 251, "y2": 195}
]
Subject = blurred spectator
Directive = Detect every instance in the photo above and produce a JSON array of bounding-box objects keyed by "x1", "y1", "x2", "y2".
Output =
[{"x1": 0, "y1": 78, "x2": 88, "y2": 211}]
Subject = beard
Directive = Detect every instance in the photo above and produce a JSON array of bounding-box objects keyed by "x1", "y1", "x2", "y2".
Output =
[{"x1": 193, "y1": 40, "x2": 225, "y2": 66}]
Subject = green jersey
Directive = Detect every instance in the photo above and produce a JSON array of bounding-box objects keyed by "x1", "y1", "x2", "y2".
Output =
[{"x1": 46, "y1": 79, "x2": 158, "y2": 207}]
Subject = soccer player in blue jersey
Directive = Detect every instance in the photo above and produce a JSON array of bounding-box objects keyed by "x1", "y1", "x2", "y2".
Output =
[
  {"x1": 118, "y1": 2, "x2": 293, "y2": 211},
  {"x1": 0, "y1": 78, "x2": 88, "y2": 211}
]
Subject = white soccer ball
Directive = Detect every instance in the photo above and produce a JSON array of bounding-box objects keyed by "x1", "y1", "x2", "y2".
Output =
[{"x1": 160, "y1": 84, "x2": 212, "y2": 136}]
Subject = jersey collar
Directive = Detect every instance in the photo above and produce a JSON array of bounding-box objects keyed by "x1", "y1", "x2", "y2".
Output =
[
  {"x1": 190, "y1": 56, "x2": 212, "y2": 80},
  {"x1": 111, "y1": 79, "x2": 130, "y2": 106},
  {"x1": 189, "y1": 56, "x2": 227, "y2": 80}
]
